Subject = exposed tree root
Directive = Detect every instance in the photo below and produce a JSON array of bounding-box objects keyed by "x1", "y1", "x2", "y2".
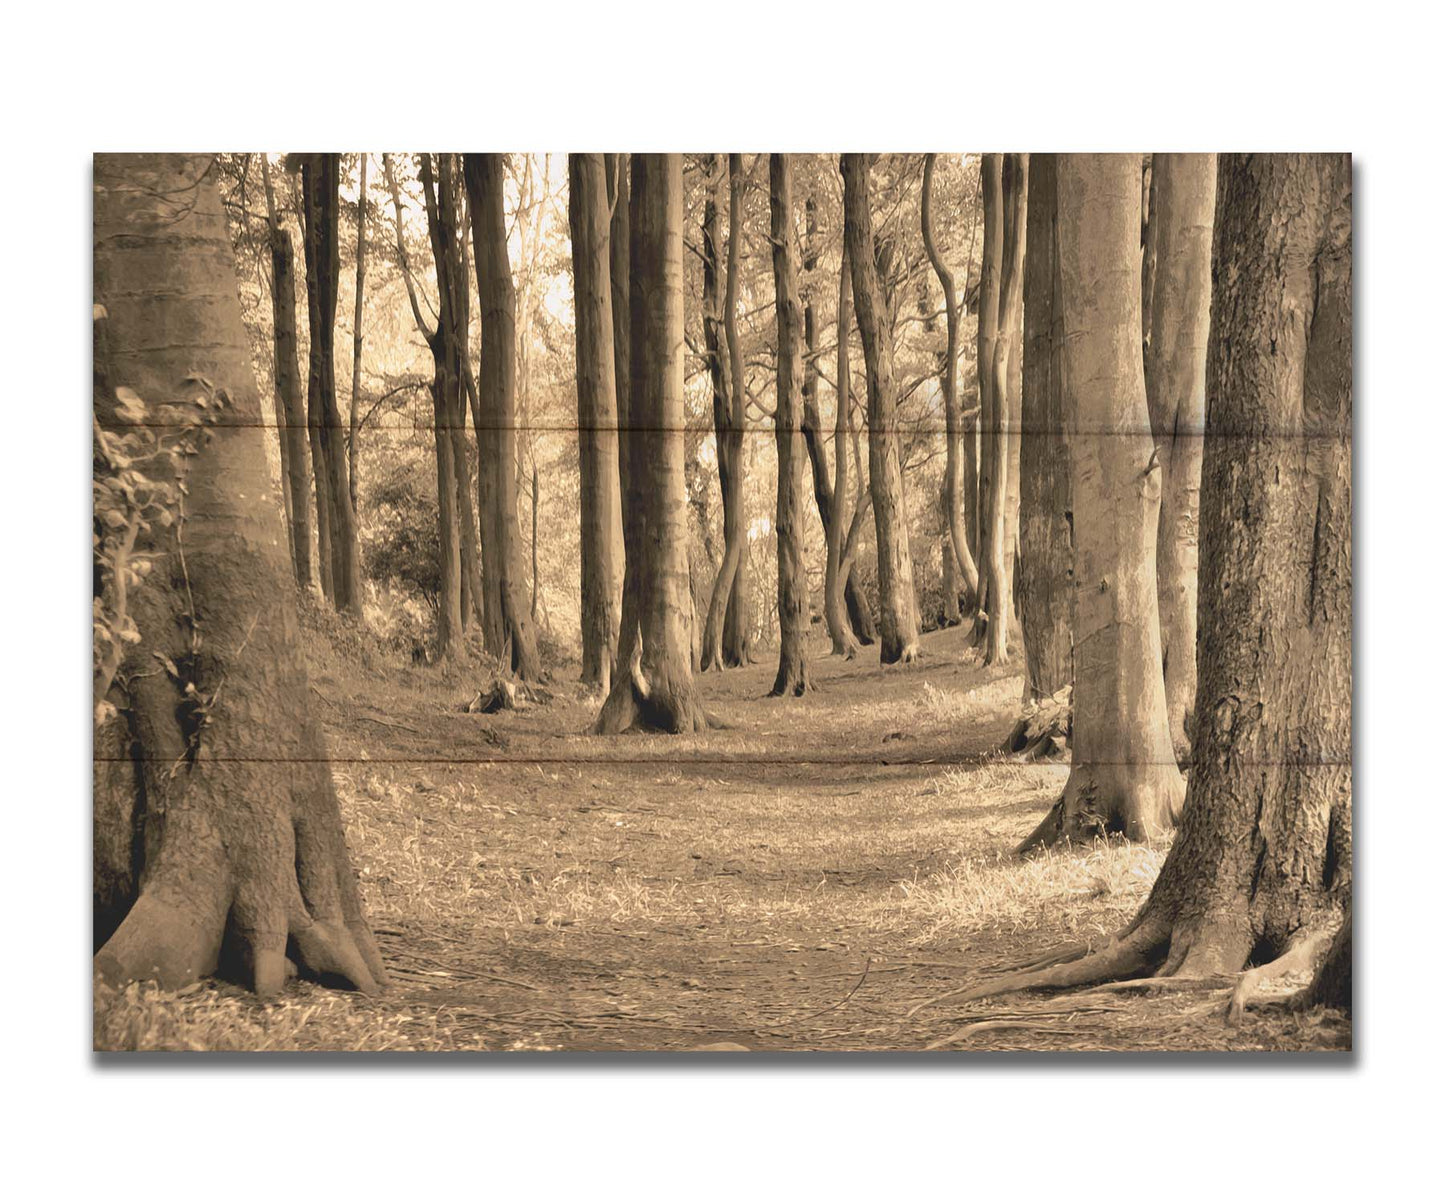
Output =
[
  {"x1": 1073, "y1": 975, "x2": 1234, "y2": 997},
  {"x1": 770, "y1": 658, "x2": 814, "y2": 698},
  {"x1": 94, "y1": 797, "x2": 389, "y2": 999},
  {"x1": 1287, "y1": 909, "x2": 1351, "y2": 1013},
  {"x1": 1226, "y1": 924, "x2": 1340, "y2": 1025},
  {"x1": 911, "y1": 899, "x2": 1350, "y2": 1047},
  {"x1": 1016, "y1": 760, "x2": 1184, "y2": 855},
  {"x1": 881, "y1": 640, "x2": 922, "y2": 667},
  {"x1": 924, "y1": 1021, "x2": 1079, "y2": 1050},
  {"x1": 592, "y1": 657, "x2": 725, "y2": 734},
  {"x1": 908, "y1": 916, "x2": 1171, "y2": 1016}
]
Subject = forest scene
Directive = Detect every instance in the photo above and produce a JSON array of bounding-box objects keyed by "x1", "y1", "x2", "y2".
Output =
[{"x1": 91, "y1": 149, "x2": 1351, "y2": 1054}]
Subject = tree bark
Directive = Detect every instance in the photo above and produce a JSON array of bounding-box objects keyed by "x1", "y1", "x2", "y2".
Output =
[
  {"x1": 463, "y1": 153, "x2": 542, "y2": 681},
  {"x1": 568, "y1": 153, "x2": 625, "y2": 694},
  {"x1": 594, "y1": 155, "x2": 716, "y2": 733},
  {"x1": 922, "y1": 154, "x2": 980, "y2": 617},
  {"x1": 348, "y1": 154, "x2": 367, "y2": 515},
  {"x1": 821, "y1": 241, "x2": 862, "y2": 658},
  {"x1": 983, "y1": 154, "x2": 1027, "y2": 665},
  {"x1": 606, "y1": 154, "x2": 642, "y2": 677},
  {"x1": 400, "y1": 155, "x2": 467, "y2": 658},
  {"x1": 1019, "y1": 153, "x2": 1184, "y2": 851},
  {"x1": 963, "y1": 155, "x2": 1351, "y2": 1019},
  {"x1": 299, "y1": 153, "x2": 363, "y2": 614},
  {"x1": 425, "y1": 156, "x2": 489, "y2": 639},
  {"x1": 841, "y1": 153, "x2": 921, "y2": 665},
  {"x1": 1140, "y1": 156, "x2": 1158, "y2": 352},
  {"x1": 93, "y1": 153, "x2": 387, "y2": 998},
  {"x1": 768, "y1": 154, "x2": 813, "y2": 696},
  {"x1": 1145, "y1": 154, "x2": 1216, "y2": 760},
  {"x1": 701, "y1": 154, "x2": 753, "y2": 670},
  {"x1": 971, "y1": 154, "x2": 1004, "y2": 649},
  {"x1": 1016, "y1": 153, "x2": 1073, "y2": 702},
  {"x1": 261, "y1": 157, "x2": 312, "y2": 590}
]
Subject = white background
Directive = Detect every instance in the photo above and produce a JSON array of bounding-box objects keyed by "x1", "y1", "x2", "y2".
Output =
[{"x1": 3, "y1": 2, "x2": 1437, "y2": 1198}]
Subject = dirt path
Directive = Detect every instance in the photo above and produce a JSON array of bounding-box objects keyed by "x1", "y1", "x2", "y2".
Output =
[{"x1": 301, "y1": 623, "x2": 1347, "y2": 1053}]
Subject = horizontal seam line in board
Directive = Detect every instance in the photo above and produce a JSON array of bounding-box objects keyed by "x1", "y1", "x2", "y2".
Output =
[
  {"x1": 92, "y1": 755, "x2": 1355, "y2": 767},
  {"x1": 100, "y1": 421, "x2": 1348, "y2": 438}
]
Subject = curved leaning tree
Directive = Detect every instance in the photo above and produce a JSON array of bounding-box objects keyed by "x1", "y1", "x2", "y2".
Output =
[
  {"x1": 947, "y1": 153, "x2": 1352, "y2": 1017},
  {"x1": 94, "y1": 154, "x2": 388, "y2": 997}
]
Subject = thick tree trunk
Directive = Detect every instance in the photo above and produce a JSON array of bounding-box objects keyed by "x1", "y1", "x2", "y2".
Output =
[
  {"x1": 348, "y1": 154, "x2": 366, "y2": 516},
  {"x1": 1019, "y1": 153, "x2": 1184, "y2": 851},
  {"x1": 261, "y1": 160, "x2": 313, "y2": 590},
  {"x1": 1145, "y1": 154, "x2": 1215, "y2": 760},
  {"x1": 984, "y1": 154, "x2": 1027, "y2": 665},
  {"x1": 701, "y1": 154, "x2": 753, "y2": 670},
  {"x1": 595, "y1": 155, "x2": 716, "y2": 734},
  {"x1": 606, "y1": 154, "x2": 642, "y2": 676},
  {"x1": 1016, "y1": 153, "x2": 1073, "y2": 702},
  {"x1": 768, "y1": 154, "x2": 813, "y2": 696},
  {"x1": 463, "y1": 153, "x2": 542, "y2": 681},
  {"x1": 93, "y1": 153, "x2": 387, "y2": 997},
  {"x1": 841, "y1": 153, "x2": 920, "y2": 665},
  {"x1": 300, "y1": 153, "x2": 363, "y2": 615},
  {"x1": 962, "y1": 155, "x2": 1351, "y2": 1019},
  {"x1": 569, "y1": 153, "x2": 625, "y2": 694},
  {"x1": 413, "y1": 156, "x2": 473, "y2": 657},
  {"x1": 433, "y1": 157, "x2": 489, "y2": 637},
  {"x1": 971, "y1": 154, "x2": 1004, "y2": 650},
  {"x1": 922, "y1": 154, "x2": 980, "y2": 616}
]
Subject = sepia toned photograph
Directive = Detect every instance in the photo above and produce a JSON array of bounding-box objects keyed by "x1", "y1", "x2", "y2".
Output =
[{"x1": 91, "y1": 149, "x2": 1351, "y2": 1054}]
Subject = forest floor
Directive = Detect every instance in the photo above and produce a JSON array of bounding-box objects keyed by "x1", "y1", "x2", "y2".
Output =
[{"x1": 94, "y1": 618, "x2": 1350, "y2": 1054}]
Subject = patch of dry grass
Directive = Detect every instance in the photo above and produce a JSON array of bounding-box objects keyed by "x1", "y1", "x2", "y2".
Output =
[
  {"x1": 917, "y1": 676, "x2": 1022, "y2": 725},
  {"x1": 896, "y1": 837, "x2": 1171, "y2": 945},
  {"x1": 93, "y1": 978, "x2": 492, "y2": 1052}
]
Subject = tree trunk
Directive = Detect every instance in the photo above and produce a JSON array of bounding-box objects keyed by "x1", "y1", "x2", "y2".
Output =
[
  {"x1": 922, "y1": 153, "x2": 980, "y2": 616},
  {"x1": 463, "y1": 153, "x2": 542, "y2": 681},
  {"x1": 1145, "y1": 154, "x2": 1215, "y2": 760},
  {"x1": 983, "y1": 154, "x2": 1027, "y2": 665},
  {"x1": 261, "y1": 158, "x2": 313, "y2": 590},
  {"x1": 568, "y1": 155, "x2": 625, "y2": 694},
  {"x1": 701, "y1": 154, "x2": 753, "y2": 670},
  {"x1": 606, "y1": 154, "x2": 642, "y2": 677},
  {"x1": 971, "y1": 154, "x2": 1004, "y2": 649},
  {"x1": 1016, "y1": 153, "x2": 1073, "y2": 702},
  {"x1": 93, "y1": 153, "x2": 387, "y2": 998},
  {"x1": 821, "y1": 241, "x2": 861, "y2": 658},
  {"x1": 300, "y1": 153, "x2": 363, "y2": 615},
  {"x1": 1140, "y1": 156, "x2": 1158, "y2": 353},
  {"x1": 800, "y1": 260, "x2": 875, "y2": 651},
  {"x1": 768, "y1": 154, "x2": 813, "y2": 696},
  {"x1": 594, "y1": 155, "x2": 716, "y2": 734},
  {"x1": 348, "y1": 153, "x2": 367, "y2": 516},
  {"x1": 962, "y1": 155, "x2": 1351, "y2": 1019},
  {"x1": 431, "y1": 157, "x2": 488, "y2": 637},
  {"x1": 1019, "y1": 153, "x2": 1184, "y2": 852},
  {"x1": 841, "y1": 153, "x2": 920, "y2": 665},
  {"x1": 411, "y1": 155, "x2": 473, "y2": 658}
]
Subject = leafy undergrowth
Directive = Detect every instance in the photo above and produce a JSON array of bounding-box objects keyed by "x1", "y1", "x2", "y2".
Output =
[{"x1": 95, "y1": 621, "x2": 1350, "y2": 1053}]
